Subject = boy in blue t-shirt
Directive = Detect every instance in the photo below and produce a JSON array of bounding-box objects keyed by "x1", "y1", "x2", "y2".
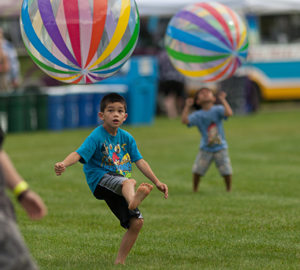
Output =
[
  {"x1": 54, "y1": 93, "x2": 168, "y2": 265},
  {"x1": 181, "y1": 87, "x2": 233, "y2": 192}
]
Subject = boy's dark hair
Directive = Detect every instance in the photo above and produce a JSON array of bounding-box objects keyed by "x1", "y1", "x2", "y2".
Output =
[
  {"x1": 193, "y1": 87, "x2": 214, "y2": 110},
  {"x1": 100, "y1": 93, "x2": 127, "y2": 112}
]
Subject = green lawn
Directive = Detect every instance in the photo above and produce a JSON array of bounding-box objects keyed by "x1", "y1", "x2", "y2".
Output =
[{"x1": 4, "y1": 109, "x2": 300, "y2": 270}]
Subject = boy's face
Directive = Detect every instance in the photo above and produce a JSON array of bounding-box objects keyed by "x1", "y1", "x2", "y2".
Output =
[
  {"x1": 196, "y1": 88, "x2": 216, "y2": 105},
  {"x1": 99, "y1": 102, "x2": 127, "y2": 128}
]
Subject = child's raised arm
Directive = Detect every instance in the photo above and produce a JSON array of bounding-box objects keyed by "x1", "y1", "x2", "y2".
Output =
[
  {"x1": 181, "y1": 98, "x2": 194, "y2": 124},
  {"x1": 218, "y1": 92, "x2": 233, "y2": 117},
  {"x1": 135, "y1": 159, "x2": 168, "y2": 199},
  {"x1": 54, "y1": 152, "x2": 81, "y2": 176}
]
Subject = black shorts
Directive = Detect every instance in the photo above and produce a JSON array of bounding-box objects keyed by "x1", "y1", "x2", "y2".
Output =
[{"x1": 94, "y1": 183, "x2": 143, "y2": 229}]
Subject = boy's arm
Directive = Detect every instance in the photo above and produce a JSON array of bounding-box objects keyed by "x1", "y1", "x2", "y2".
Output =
[
  {"x1": 218, "y1": 92, "x2": 233, "y2": 117},
  {"x1": 135, "y1": 159, "x2": 168, "y2": 199},
  {"x1": 54, "y1": 152, "x2": 81, "y2": 176},
  {"x1": 181, "y1": 98, "x2": 194, "y2": 124}
]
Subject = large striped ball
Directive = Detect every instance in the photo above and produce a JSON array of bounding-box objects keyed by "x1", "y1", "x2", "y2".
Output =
[
  {"x1": 20, "y1": 0, "x2": 139, "y2": 84},
  {"x1": 165, "y1": 2, "x2": 248, "y2": 83}
]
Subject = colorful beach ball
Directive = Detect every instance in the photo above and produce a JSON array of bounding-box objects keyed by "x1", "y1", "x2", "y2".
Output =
[
  {"x1": 165, "y1": 2, "x2": 248, "y2": 83},
  {"x1": 20, "y1": 0, "x2": 139, "y2": 84}
]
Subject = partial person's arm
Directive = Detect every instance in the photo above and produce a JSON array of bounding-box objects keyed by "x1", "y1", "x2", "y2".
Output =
[
  {"x1": 0, "y1": 40, "x2": 10, "y2": 73},
  {"x1": 2, "y1": 54, "x2": 9, "y2": 73},
  {"x1": 218, "y1": 91, "x2": 233, "y2": 117},
  {"x1": 0, "y1": 150, "x2": 47, "y2": 220},
  {"x1": 135, "y1": 159, "x2": 168, "y2": 199},
  {"x1": 54, "y1": 152, "x2": 81, "y2": 176},
  {"x1": 181, "y1": 98, "x2": 194, "y2": 124}
]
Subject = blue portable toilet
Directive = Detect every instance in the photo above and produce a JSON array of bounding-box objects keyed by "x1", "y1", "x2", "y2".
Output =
[
  {"x1": 78, "y1": 92, "x2": 94, "y2": 127},
  {"x1": 129, "y1": 78, "x2": 157, "y2": 124},
  {"x1": 126, "y1": 57, "x2": 158, "y2": 124},
  {"x1": 46, "y1": 87, "x2": 65, "y2": 131},
  {"x1": 64, "y1": 93, "x2": 79, "y2": 129}
]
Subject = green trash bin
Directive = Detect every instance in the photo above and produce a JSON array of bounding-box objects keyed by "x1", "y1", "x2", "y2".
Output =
[
  {"x1": 8, "y1": 94, "x2": 24, "y2": 133},
  {"x1": 36, "y1": 94, "x2": 48, "y2": 130},
  {"x1": 23, "y1": 94, "x2": 37, "y2": 132},
  {"x1": 0, "y1": 94, "x2": 8, "y2": 133}
]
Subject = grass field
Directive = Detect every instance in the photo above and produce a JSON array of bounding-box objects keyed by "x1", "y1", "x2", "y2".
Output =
[{"x1": 4, "y1": 109, "x2": 300, "y2": 270}]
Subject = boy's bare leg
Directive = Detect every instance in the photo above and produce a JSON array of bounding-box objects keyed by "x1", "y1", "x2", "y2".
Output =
[
  {"x1": 128, "y1": 183, "x2": 153, "y2": 210},
  {"x1": 224, "y1": 175, "x2": 232, "y2": 192},
  {"x1": 114, "y1": 218, "x2": 144, "y2": 265},
  {"x1": 121, "y1": 179, "x2": 136, "y2": 204},
  {"x1": 193, "y1": 173, "x2": 201, "y2": 192}
]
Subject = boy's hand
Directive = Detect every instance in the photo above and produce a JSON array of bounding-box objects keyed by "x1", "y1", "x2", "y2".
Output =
[
  {"x1": 218, "y1": 91, "x2": 227, "y2": 100},
  {"x1": 156, "y1": 182, "x2": 169, "y2": 199},
  {"x1": 54, "y1": 162, "x2": 65, "y2": 176},
  {"x1": 185, "y1": 98, "x2": 194, "y2": 107}
]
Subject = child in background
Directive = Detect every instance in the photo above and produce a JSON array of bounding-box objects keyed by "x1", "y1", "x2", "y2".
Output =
[
  {"x1": 181, "y1": 88, "x2": 233, "y2": 192},
  {"x1": 55, "y1": 93, "x2": 168, "y2": 265}
]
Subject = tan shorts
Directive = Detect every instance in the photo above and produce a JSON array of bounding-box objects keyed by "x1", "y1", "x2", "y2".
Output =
[{"x1": 192, "y1": 149, "x2": 232, "y2": 176}]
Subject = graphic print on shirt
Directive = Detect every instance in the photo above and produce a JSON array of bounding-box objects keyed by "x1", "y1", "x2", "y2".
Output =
[
  {"x1": 101, "y1": 141, "x2": 132, "y2": 178},
  {"x1": 207, "y1": 123, "x2": 222, "y2": 146}
]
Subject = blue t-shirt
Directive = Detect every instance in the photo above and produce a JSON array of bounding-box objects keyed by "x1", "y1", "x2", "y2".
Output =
[
  {"x1": 188, "y1": 105, "x2": 228, "y2": 152},
  {"x1": 76, "y1": 126, "x2": 143, "y2": 193}
]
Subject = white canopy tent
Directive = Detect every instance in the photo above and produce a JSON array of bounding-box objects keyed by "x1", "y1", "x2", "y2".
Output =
[
  {"x1": 136, "y1": 0, "x2": 300, "y2": 16},
  {"x1": 0, "y1": 0, "x2": 22, "y2": 18},
  {"x1": 2, "y1": 0, "x2": 300, "y2": 18}
]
